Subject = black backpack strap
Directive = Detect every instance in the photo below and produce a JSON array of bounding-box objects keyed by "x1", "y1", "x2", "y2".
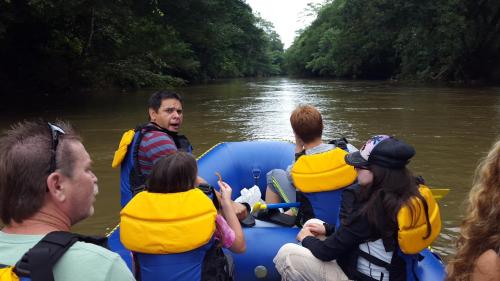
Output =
[
  {"x1": 14, "y1": 231, "x2": 80, "y2": 281},
  {"x1": 13, "y1": 231, "x2": 108, "y2": 281}
]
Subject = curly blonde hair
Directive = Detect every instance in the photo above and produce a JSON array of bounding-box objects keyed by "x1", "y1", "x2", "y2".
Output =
[{"x1": 446, "y1": 139, "x2": 500, "y2": 281}]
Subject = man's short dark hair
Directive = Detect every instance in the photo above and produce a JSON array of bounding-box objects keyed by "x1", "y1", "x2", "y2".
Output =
[
  {"x1": 148, "y1": 91, "x2": 183, "y2": 112},
  {"x1": 290, "y1": 105, "x2": 323, "y2": 143},
  {"x1": 147, "y1": 152, "x2": 197, "y2": 194},
  {"x1": 0, "y1": 120, "x2": 81, "y2": 224}
]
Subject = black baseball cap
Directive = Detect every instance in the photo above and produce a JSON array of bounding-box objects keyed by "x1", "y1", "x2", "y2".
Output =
[{"x1": 345, "y1": 135, "x2": 415, "y2": 169}]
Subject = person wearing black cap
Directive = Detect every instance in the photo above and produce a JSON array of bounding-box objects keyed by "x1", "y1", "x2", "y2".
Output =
[{"x1": 274, "y1": 135, "x2": 441, "y2": 281}]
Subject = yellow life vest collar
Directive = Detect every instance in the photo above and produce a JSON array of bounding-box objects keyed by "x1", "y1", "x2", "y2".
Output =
[
  {"x1": 291, "y1": 148, "x2": 357, "y2": 192},
  {"x1": 111, "y1": 129, "x2": 135, "y2": 168},
  {"x1": 397, "y1": 185, "x2": 442, "y2": 254},
  {"x1": 120, "y1": 188, "x2": 217, "y2": 254}
]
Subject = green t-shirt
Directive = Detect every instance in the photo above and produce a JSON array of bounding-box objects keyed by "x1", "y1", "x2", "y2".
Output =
[{"x1": 0, "y1": 231, "x2": 135, "y2": 281}]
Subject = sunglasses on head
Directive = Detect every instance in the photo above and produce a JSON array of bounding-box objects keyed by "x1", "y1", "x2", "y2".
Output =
[
  {"x1": 355, "y1": 165, "x2": 370, "y2": 170},
  {"x1": 47, "y1": 122, "x2": 66, "y2": 174}
]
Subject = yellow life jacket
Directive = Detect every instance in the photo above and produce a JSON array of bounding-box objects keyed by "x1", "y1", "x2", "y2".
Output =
[
  {"x1": 120, "y1": 188, "x2": 217, "y2": 254},
  {"x1": 111, "y1": 129, "x2": 135, "y2": 168},
  {"x1": 397, "y1": 185, "x2": 442, "y2": 254},
  {"x1": 291, "y1": 148, "x2": 357, "y2": 192},
  {"x1": 0, "y1": 267, "x2": 18, "y2": 281}
]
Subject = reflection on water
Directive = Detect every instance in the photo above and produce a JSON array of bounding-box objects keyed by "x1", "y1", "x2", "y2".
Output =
[{"x1": 1, "y1": 78, "x2": 499, "y2": 260}]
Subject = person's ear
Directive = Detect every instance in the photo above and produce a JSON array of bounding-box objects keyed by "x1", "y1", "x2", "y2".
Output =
[
  {"x1": 149, "y1": 108, "x2": 157, "y2": 122},
  {"x1": 46, "y1": 172, "x2": 66, "y2": 202}
]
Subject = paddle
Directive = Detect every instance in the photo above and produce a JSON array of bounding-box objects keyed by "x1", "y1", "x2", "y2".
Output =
[
  {"x1": 251, "y1": 189, "x2": 449, "y2": 214},
  {"x1": 429, "y1": 188, "x2": 450, "y2": 202},
  {"x1": 252, "y1": 202, "x2": 301, "y2": 214}
]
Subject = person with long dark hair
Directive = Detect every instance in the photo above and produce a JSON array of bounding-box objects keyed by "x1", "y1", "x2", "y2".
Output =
[
  {"x1": 120, "y1": 152, "x2": 245, "y2": 280},
  {"x1": 274, "y1": 135, "x2": 441, "y2": 281},
  {"x1": 446, "y1": 139, "x2": 500, "y2": 281}
]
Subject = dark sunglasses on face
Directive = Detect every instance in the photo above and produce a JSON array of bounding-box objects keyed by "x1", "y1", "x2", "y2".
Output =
[{"x1": 47, "y1": 122, "x2": 66, "y2": 174}]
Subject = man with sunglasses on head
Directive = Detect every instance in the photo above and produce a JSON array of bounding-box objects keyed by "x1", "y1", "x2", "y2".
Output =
[{"x1": 0, "y1": 120, "x2": 135, "y2": 281}]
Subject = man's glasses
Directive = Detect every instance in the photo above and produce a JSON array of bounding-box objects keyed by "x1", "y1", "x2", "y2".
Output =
[{"x1": 48, "y1": 122, "x2": 66, "y2": 174}]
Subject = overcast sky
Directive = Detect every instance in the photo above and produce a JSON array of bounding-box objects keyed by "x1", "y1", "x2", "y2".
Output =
[{"x1": 245, "y1": 0, "x2": 326, "y2": 49}]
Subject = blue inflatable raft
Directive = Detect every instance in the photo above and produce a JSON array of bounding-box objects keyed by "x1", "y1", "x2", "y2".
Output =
[{"x1": 108, "y1": 140, "x2": 446, "y2": 280}]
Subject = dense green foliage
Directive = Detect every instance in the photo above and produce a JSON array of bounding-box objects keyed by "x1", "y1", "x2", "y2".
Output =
[
  {"x1": 0, "y1": 0, "x2": 284, "y2": 94},
  {"x1": 285, "y1": 0, "x2": 500, "y2": 82}
]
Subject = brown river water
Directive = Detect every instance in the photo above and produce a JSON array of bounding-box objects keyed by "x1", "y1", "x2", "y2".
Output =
[{"x1": 1, "y1": 78, "x2": 499, "y2": 260}]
